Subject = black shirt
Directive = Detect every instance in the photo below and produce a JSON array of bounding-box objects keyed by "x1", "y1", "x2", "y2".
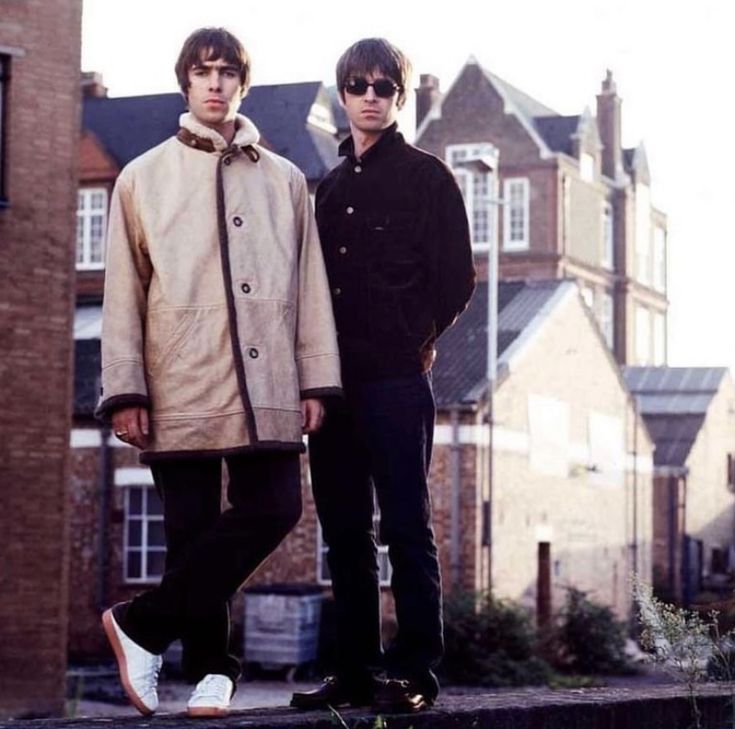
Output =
[{"x1": 315, "y1": 123, "x2": 475, "y2": 382}]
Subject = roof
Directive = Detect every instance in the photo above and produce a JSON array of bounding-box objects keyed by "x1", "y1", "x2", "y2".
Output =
[
  {"x1": 82, "y1": 82, "x2": 340, "y2": 182},
  {"x1": 483, "y1": 70, "x2": 558, "y2": 119},
  {"x1": 533, "y1": 115, "x2": 580, "y2": 156},
  {"x1": 433, "y1": 279, "x2": 567, "y2": 406},
  {"x1": 622, "y1": 366, "x2": 727, "y2": 467}
]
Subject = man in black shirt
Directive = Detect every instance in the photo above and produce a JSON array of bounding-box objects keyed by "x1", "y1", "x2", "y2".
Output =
[{"x1": 291, "y1": 38, "x2": 475, "y2": 713}]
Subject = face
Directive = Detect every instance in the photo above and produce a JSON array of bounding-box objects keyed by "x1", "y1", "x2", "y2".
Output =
[
  {"x1": 186, "y1": 54, "x2": 245, "y2": 134},
  {"x1": 340, "y1": 69, "x2": 400, "y2": 136}
]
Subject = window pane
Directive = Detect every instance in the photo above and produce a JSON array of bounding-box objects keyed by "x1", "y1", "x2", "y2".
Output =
[
  {"x1": 127, "y1": 551, "x2": 142, "y2": 580},
  {"x1": 146, "y1": 487, "x2": 164, "y2": 515},
  {"x1": 147, "y1": 550, "x2": 166, "y2": 578},
  {"x1": 127, "y1": 519, "x2": 142, "y2": 548},
  {"x1": 148, "y1": 521, "x2": 166, "y2": 547},
  {"x1": 128, "y1": 487, "x2": 142, "y2": 514}
]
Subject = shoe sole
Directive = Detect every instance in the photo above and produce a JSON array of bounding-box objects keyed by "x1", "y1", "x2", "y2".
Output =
[
  {"x1": 102, "y1": 608, "x2": 155, "y2": 717},
  {"x1": 187, "y1": 706, "x2": 229, "y2": 718}
]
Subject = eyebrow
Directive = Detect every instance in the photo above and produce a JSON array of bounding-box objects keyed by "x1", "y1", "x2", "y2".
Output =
[{"x1": 191, "y1": 61, "x2": 239, "y2": 72}]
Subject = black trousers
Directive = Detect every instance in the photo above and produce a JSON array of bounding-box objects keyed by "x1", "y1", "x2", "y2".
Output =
[
  {"x1": 123, "y1": 451, "x2": 302, "y2": 683},
  {"x1": 309, "y1": 373, "x2": 443, "y2": 699}
]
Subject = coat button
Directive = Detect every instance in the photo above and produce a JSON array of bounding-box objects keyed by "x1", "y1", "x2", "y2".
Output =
[
  {"x1": 346, "y1": 206, "x2": 354, "y2": 215},
  {"x1": 233, "y1": 216, "x2": 243, "y2": 226},
  {"x1": 354, "y1": 165, "x2": 362, "y2": 173},
  {"x1": 248, "y1": 347, "x2": 259, "y2": 358},
  {"x1": 333, "y1": 287, "x2": 342, "y2": 296},
  {"x1": 241, "y1": 282, "x2": 251, "y2": 294},
  {"x1": 224, "y1": 157, "x2": 232, "y2": 166},
  {"x1": 338, "y1": 246, "x2": 347, "y2": 255}
]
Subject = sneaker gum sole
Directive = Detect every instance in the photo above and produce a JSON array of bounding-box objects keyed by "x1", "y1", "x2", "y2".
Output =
[
  {"x1": 102, "y1": 609, "x2": 155, "y2": 717},
  {"x1": 187, "y1": 706, "x2": 229, "y2": 718}
]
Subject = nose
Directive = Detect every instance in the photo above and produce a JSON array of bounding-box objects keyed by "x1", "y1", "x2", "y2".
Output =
[
  {"x1": 208, "y1": 70, "x2": 222, "y2": 91},
  {"x1": 364, "y1": 84, "x2": 377, "y2": 101}
]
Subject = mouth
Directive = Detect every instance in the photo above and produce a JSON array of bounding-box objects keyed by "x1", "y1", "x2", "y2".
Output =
[{"x1": 204, "y1": 99, "x2": 225, "y2": 106}]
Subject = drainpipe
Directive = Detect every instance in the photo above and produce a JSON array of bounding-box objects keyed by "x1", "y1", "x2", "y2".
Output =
[
  {"x1": 95, "y1": 423, "x2": 112, "y2": 610},
  {"x1": 667, "y1": 475, "x2": 677, "y2": 598},
  {"x1": 449, "y1": 408, "x2": 462, "y2": 591}
]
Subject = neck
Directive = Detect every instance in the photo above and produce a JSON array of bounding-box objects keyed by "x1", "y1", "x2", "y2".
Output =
[
  {"x1": 351, "y1": 126, "x2": 386, "y2": 159},
  {"x1": 214, "y1": 119, "x2": 237, "y2": 145}
]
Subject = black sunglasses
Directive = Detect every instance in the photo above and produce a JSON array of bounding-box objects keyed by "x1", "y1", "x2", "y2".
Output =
[{"x1": 343, "y1": 77, "x2": 400, "y2": 98}]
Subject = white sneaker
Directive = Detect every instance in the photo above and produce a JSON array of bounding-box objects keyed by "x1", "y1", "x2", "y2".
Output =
[
  {"x1": 187, "y1": 674, "x2": 234, "y2": 717},
  {"x1": 102, "y1": 603, "x2": 162, "y2": 716}
]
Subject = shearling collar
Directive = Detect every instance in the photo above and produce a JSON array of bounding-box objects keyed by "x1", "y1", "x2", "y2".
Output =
[{"x1": 178, "y1": 112, "x2": 260, "y2": 153}]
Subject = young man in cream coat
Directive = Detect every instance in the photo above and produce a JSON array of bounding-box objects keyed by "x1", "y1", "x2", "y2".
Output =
[{"x1": 97, "y1": 28, "x2": 341, "y2": 717}]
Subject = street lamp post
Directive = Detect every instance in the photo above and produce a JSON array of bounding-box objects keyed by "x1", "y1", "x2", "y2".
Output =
[{"x1": 455, "y1": 153, "x2": 502, "y2": 593}]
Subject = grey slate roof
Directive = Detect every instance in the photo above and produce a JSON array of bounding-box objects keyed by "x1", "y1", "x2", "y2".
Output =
[
  {"x1": 622, "y1": 366, "x2": 727, "y2": 467},
  {"x1": 82, "y1": 82, "x2": 340, "y2": 182},
  {"x1": 533, "y1": 115, "x2": 580, "y2": 156},
  {"x1": 433, "y1": 279, "x2": 566, "y2": 407}
]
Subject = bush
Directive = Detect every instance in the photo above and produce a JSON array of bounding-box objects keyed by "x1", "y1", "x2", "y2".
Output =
[
  {"x1": 553, "y1": 587, "x2": 632, "y2": 675},
  {"x1": 440, "y1": 592, "x2": 552, "y2": 687}
]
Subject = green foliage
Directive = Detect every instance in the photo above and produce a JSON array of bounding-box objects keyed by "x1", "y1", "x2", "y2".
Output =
[
  {"x1": 553, "y1": 587, "x2": 632, "y2": 675},
  {"x1": 440, "y1": 592, "x2": 552, "y2": 687}
]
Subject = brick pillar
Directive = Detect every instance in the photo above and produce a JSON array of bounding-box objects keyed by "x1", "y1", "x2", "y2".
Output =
[{"x1": 0, "y1": 0, "x2": 83, "y2": 717}]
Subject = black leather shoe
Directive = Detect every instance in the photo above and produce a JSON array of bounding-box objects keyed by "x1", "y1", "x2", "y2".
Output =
[
  {"x1": 290, "y1": 675, "x2": 375, "y2": 710},
  {"x1": 372, "y1": 678, "x2": 432, "y2": 714}
]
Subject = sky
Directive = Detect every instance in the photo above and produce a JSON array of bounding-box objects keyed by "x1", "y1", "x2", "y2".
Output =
[{"x1": 81, "y1": 0, "x2": 735, "y2": 372}]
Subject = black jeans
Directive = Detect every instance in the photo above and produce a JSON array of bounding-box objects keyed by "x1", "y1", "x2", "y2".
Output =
[
  {"x1": 123, "y1": 451, "x2": 301, "y2": 684},
  {"x1": 309, "y1": 372, "x2": 443, "y2": 698}
]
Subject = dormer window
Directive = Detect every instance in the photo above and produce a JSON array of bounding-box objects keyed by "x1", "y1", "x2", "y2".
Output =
[{"x1": 580, "y1": 152, "x2": 594, "y2": 182}]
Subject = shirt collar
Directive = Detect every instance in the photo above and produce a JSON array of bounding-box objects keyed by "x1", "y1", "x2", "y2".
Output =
[{"x1": 338, "y1": 122, "x2": 402, "y2": 164}]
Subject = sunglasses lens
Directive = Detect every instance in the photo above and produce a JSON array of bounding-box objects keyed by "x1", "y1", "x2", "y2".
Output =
[
  {"x1": 373, "y1": 80, "x2": 397, "y2": 98},
  {"x1": 345, "y1": 79, "x2": 369, "y2": 95}
]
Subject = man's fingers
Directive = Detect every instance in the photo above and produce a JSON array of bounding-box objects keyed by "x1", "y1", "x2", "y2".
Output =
[{"x1": 139, "y1": 408, "x2": 150, "y2": 436}]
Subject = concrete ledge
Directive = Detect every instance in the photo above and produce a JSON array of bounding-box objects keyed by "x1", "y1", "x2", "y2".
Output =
[{"x1": 3, "y1": 684, "x2": 734, "y2": 728}]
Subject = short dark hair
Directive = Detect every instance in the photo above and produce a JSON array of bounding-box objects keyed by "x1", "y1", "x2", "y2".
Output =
[
  {"x1": 336, "y1": 38, "x2": 412, "y2": 110},
  {"x1": 175, "y1": 27, "x2": 250, "y2": 97}
]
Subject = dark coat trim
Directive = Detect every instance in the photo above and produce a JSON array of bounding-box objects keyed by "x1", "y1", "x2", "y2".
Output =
[
  {"x1": 216, "y1": 151, "x2": 259, "y2": 442},
  {"x1": 300, "y1": 387, "x2": 344, "y2": 399},
  {"x1": 176, "y1": 127, "x2": 261, "y2": 162},
  {"x1": 140, "y1": 440, "x2": 305, "y2": 464},
  {"x1": 94, "y1": 393, "x2": 151, "y2": 422}
]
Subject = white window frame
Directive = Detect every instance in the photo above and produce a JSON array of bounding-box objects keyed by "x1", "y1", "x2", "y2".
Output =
[
  {"x1": 580, "y1": 152, "x2": 595, "y2": 183},
  {"x1": 446, "y1": 142, "x2": 498, "y2": 252},
  {"x1": 316, "y1": 495, "x2": 392, "y2": 588},
  {"x1": 124, "y1": 484, "x2": 166, "y2": 584},
  {"x1": 635, "y1": 184, "x2": 651, "y2": 286},
  {"x1": 600, "y1": 291, "x2": 614, "y2": 350},
  {"x1": 76, "y1": 187, "x2": 108, "y2": 270},
  {"x1": 503, "y1": 177, "x2": 530, "y2": 251},
  {"x1": 635, "y1": 305, "x2": 652, "y2": 365},
  {"x1": 602, "y1": 202, "x2": 614, "y2": 270},
  {"x1": 652, "y1": 226, "x2": 667, "y2": 293},
  {"x1": 653, "y1": 312, "x2": 666, "y2": 365}
]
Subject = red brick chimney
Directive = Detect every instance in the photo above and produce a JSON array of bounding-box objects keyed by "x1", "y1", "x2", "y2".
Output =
[
  {"x1": 596, "y1": 70, "x2": 623, "y2": 181},
  {"x1": 415, "y1": 73, "x2": 441, "y2": 131},
  {"x1": 81, "y1": 71, "x2": 108, "y2": 98}
]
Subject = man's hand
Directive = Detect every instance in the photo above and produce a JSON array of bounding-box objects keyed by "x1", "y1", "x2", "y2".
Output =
[
  {"x1": 301, "y1": 398, "x2": 325, "y2": 434},
  {"x1": 111, "y1": 406, "x2": 150, "y2": 449}
]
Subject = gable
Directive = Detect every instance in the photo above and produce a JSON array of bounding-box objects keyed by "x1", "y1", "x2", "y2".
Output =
[{"x1": 79, "y1": 130, "x2": 119, "y2": 182}]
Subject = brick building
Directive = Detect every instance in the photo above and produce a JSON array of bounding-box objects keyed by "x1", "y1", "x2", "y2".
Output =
[
  {"x1": 415, "y1": 60, "x2": 668, "y2": 367},
  {"x1": 0, "y1": 0, "x2": 82, "y2": 718},
  {"x1": 623, "y1": 367, "x2": 735, "y2": 605},
  {"x1": 432, "y1": 280, "x2": 653, "y2": 620}
]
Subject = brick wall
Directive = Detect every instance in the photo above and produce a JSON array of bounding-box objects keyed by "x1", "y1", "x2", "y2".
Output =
[
  {"x1": 491, "y1": 290, "x2": 653, "y2": 619},
  {"x1": 0, "y1": 0, "x2": 82, "y2": 717}
]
